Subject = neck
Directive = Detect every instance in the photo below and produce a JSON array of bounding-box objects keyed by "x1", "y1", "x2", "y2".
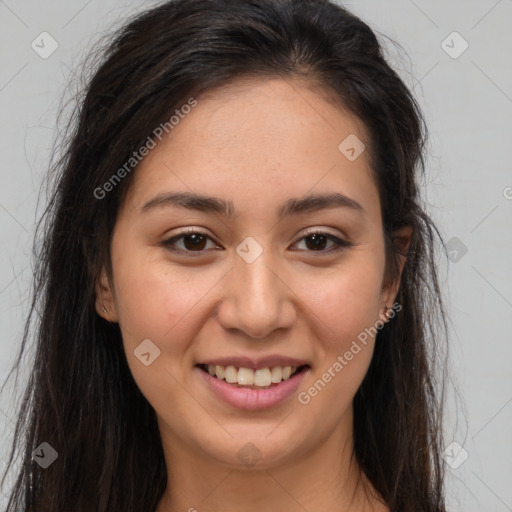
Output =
[{"x1": 155, "y1": 411, "x2": 387, "y2": 512}]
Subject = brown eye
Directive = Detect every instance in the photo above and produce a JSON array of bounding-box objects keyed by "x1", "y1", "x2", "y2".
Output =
[
  {"x1": 161, "y1": 230, "x2": 219, "y2": 254},
  {"x1": 293, "y1": 232, "x2": 353, "y2": 254},
  {"x1": 161, "y1": 229, "x2": 353, "y2": 256},
  {"x1": 181, "y1": 233, "x2": 207, "y2": 251},
  {"x1": 304, "y1": 233, "x2": 329, "y2": 251}
]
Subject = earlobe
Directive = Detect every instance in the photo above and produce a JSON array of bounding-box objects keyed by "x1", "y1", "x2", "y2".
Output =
[{"x1": 95, "y1": 267, "x2": 118, "y2": 322}]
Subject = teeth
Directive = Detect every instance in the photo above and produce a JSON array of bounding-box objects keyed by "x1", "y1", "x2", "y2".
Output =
[
  {"x1": 254, "y1": 368, "x2": 272, "y2": 387},
  {"x1": 224, "y1": 365, "x2": 238, "y2": 384},
  {"x1": 271, "y1": 366, "x2": 282, "y2": 383},
  {"x1": 215, "y1": 365, "x2": 225, "y2": 380},
  {"x1": 205, "y1": 364, "x2": 303, "y2": 387},
  {"x1": 237, "y1": 367, "x2": 254, "y2": 385}
]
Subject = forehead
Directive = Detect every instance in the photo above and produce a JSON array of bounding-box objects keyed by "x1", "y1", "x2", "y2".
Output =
[{"x1": 122, "y1": 77, "x2": 380, "y2": 223}]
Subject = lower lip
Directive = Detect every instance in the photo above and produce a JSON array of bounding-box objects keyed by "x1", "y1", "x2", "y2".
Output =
[{"x1": 196, "y1": 366, "x2": 309, "y2": 411}]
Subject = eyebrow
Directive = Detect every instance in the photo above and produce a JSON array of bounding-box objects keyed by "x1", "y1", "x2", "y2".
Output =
[{"x1": 141, "y1": 191, "x2": 365, "y2": 218}]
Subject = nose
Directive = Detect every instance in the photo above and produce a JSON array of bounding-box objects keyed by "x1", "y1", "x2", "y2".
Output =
[{"x1": 216, "y1": 247, "x2": 296, "y2": 339}]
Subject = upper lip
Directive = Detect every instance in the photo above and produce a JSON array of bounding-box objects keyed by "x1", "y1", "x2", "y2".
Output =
[{"x1": 197, "y1": 355, "x2": 311, "y2": 370}]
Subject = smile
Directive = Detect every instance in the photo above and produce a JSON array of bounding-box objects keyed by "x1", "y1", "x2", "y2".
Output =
[
  {"x1": 196, "y1": 363, "x2": 311, "y2": 410},
  {"x1": 197, "y1": 363, "x2": 308, "y2": 388}
]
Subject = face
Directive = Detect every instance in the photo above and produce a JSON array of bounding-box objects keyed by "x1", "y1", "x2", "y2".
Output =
[{"x1": 96, "y1": 77, "x2": 408, "y2": 471}]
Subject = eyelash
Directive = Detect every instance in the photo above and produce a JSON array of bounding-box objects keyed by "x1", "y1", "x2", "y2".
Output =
[{"x1": 161, "y1": 228, "x2": 354, "y2": 256}]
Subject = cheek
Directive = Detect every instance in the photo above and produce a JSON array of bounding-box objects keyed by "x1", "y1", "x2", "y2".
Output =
[
  {"x1": 295, "y1": 264, "x2": 383, "y2": 417},
  {"x1": 307, "y1": 259, "x2": 385, "y2": 344},
  {"x1": 111, "y1": 258, "x2": 213, "y2": 411},
  {"x1": 111, "y1": 250, "x2": 226, "y2": 359}
]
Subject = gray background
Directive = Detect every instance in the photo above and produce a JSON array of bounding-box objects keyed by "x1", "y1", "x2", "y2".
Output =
[{"x1": 1, "y1": 0, "x2": 511, "y2": 510}]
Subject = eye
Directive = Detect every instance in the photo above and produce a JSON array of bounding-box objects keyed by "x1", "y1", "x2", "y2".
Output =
[
  {"x1": 292, "y1": 230, "x2": 354, "y2": 254},
  {"x1": 160, "y1": 228, "x2": 353, "y2": 256},
  {"x1": 161, "y1": 229, "x2": 220, "y2": 255}
]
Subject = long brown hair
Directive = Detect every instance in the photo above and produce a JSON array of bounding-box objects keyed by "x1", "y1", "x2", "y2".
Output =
[{"x1": 1, "y1": 0, "x2": 449, "y2": 510}]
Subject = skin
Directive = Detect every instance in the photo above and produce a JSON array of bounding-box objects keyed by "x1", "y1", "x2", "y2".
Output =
[{"x1": 96, "y1": 76, "x2": 411, "y2": 512}]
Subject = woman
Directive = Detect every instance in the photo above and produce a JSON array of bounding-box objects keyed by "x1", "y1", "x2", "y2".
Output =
[{"x1": 1, "y1": 0, "x2": 449, "y2": 510}]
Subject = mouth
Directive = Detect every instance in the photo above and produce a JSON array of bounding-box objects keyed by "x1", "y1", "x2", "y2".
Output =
[
  {"x1": 196, "y1": 363, "x2": 310, "y2": 390},
  {"x1": 195, "y1": 359, "x2": 312, "y2": 410}
]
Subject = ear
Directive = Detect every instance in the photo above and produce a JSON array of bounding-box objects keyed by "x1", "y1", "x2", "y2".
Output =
[
  {"x1": 380, "y1": 225, "x2": 413, "y2": 316},
  {"x1": 95, "y1": 266, "x2": 119, "y2": 322}
]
